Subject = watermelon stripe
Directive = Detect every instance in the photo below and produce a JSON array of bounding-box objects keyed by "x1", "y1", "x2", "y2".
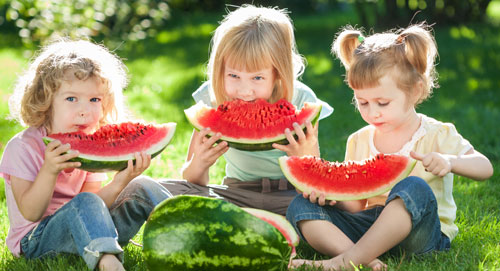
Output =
[{"x1": 143, "y1": 195, "x2": 291, "y2": 271}]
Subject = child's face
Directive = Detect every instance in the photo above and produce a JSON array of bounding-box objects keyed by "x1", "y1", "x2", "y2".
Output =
[
  {"x1": 49, "y1": 75, "x2": 105, "y2": 134},
  {"x1": 353, "y1": 74, "x2": 416, "y2": 133},
  {"x1": 223, "y1": 63, "x2": 275, "y2": 102}
]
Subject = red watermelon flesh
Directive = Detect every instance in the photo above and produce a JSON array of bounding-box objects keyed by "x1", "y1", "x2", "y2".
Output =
[
  {"x1": 279, "y1": 154, "x2": 416, "y2": 201},
  {"x1": 184, "y1": 99, "x2": 321, "y2": 151},
  {"x1": 242, "y1": 207, "x2": 300, "y2": 257},
  {"x1": 43, "y1": 122, "x2": 176, "y2": 172}
]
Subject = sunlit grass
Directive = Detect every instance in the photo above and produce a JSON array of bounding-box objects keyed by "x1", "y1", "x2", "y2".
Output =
[{"x1": 0, "y1": 8, "x2": 499, "y2": 271}]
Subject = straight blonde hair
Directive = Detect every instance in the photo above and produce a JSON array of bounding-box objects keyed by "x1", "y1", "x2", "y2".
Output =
[
  {"x1": 207, "y1": 5, "x2": 305, "y2": 105},
  {"x1": 332, "y1": 23, "x2": 438, "y2": 106},
  {"x1": 9, "y1": 39, "x2": 128, "y2": 130}
]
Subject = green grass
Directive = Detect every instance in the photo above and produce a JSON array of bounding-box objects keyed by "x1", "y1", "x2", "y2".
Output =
[{"x1": 1, "y1": 8, "x2": 499, "y2": 271}]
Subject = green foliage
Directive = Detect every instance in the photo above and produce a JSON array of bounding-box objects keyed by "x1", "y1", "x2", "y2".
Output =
[
  {"x1": 0, "y1": 7, "x2": 499, "y2": 271},
  {"x1": 4, "y1": 0, "x2": 170, "y2": 48}
]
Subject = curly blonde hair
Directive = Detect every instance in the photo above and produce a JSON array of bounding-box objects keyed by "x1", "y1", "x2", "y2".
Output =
[
  {"x1": 332, "y1": 23, "x2": 438, "y2": 106},
  {"x1": 207, "y1": 4, "x2": 305, "y2": 105},
  {"x1": 9, "y1": 39, "x2": 128, "y2": 130}
]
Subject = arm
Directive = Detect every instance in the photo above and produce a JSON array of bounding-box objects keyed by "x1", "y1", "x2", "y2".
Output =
[
  {"x1": 94, "y1": 152, "x2": 151, "y2": 207},
  {"x1": 410, "y1": 149, "x2": 493, "y2": 181},
  {"x1": 181, "y1": 128, "x2": 229, "y2": 186},
  {"x1": 11, "y1": 141, "x2": 81, "y2": 222}
]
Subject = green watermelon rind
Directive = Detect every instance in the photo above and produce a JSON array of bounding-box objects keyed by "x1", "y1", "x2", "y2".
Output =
[
  {"x1": 242, "y1": 207, "x2": 300, "y2": 248},
  {"x1": 184, "y1": 101, "x2": 322, "y2": 151},
  {"x1": 279, "y1": 155, "x2": 417, "y2": 201},
  {"x1": 42, "y1": 123, "x2": 176, "y2": 172},
  {"x1": 143, "y1": 195, "x2": 290, "y2": 271}
]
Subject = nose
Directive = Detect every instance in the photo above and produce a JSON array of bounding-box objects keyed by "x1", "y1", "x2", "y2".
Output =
[
  {"x1": 236, "y1": 81, "x2": 253, "y2": 99},
  {"x1": 368, "y1": 105, "x2": 381, "y2": 119}
]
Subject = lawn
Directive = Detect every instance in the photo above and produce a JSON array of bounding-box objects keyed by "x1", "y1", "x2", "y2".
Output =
[{"x1": 0, "y1": 7, "x2": 499, "y2": 271}]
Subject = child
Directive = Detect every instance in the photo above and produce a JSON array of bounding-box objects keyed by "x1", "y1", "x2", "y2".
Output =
[
  {"x1": 286, "y1": 24, "x2": 494, "y2": 270},
  {"x1": 160, "y1": 5, "x2": 333, "y2": 215},
  {"x1": 0, "y1": 40, "x2": 172, "y2": 270}
]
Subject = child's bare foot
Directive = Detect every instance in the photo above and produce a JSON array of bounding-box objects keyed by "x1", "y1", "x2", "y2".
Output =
[
  {"x1": 98, "y1": 254, "x2": 125, "y2": 271},
  {"x1": 290, "y1": 254, "x2": 380, "y2": 271},
  {"x1": 368, "y1": 258, "x2": 387, "y2": 271}
]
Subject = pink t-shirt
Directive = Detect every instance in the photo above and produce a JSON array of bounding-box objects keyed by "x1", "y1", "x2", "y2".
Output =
[{"x1": 0, "y1": 127, "x2": 107, "y2": 256}]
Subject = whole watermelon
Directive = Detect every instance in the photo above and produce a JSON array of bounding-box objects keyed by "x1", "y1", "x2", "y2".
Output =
[{"x1": 143, "y1": 195, "x2": 291, "y2": 271}]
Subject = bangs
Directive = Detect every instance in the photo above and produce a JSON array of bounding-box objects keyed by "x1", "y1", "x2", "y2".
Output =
[
  {"x1": 222, "y1": 30, "x2": 273, "y2": 72},
  {"x1": 347, "y1": 60, "x2": 383, "y2": 90}
]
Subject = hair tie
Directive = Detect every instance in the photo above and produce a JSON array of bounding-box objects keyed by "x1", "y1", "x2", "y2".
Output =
[
  {"x1": 358, "y1": 35, "x2": 365, "y2": 43},
  {"x1": 396, "y1": 34, "x2": 407, "y2": 44}
]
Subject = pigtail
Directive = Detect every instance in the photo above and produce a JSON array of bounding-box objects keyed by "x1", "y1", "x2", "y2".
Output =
[
  {"x1": 332, "y1": 27, "x2": 363, "y2": 70},
  {"x1": 399, "y1": 24, "x2": 437, "y2": 77}
]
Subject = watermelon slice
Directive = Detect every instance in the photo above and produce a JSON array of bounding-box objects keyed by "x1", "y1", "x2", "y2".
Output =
[
  {"x1": 43, "y1": 122, "x2": 176, "y2": 172},
  {"x1": 184, "y1": 99, "x2": 321, "y2": 151},
  {"x1": 242, "y1": 207, "x2": 300, "y2": 258},
  {"x1": 279, "y1": 154, "x2": 416, "y2": 201}
]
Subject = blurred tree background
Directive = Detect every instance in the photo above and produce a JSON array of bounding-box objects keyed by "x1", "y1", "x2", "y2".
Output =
[{"x1": 0, "y1": 0, "x2": 496, "y2": 50}]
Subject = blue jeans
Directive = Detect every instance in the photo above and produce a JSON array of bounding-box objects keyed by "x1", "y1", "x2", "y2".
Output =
[
  {"x1": 286, "y1": 176, "x2": 451, "y2": 256},
  {"x1": 20, "y1": 176, "x2": 172, "y2": 269}
]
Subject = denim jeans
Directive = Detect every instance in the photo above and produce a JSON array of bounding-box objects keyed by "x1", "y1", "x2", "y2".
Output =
[
  {"x1": 20, "y1": 176, "x2": 172, "y2": 269},
  {"x1": 286, "y1": 176, "x2": 451, "y2": 256}
]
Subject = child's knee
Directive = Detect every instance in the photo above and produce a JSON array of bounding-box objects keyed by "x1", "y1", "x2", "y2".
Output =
[{"x1": 72, "y1": 192, "x2": 106, "y2": 210}]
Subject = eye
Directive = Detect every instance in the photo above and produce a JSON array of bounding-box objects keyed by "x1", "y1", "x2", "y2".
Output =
[
  {"x1": 358, "y1": 101, "x2": 368, "y2": 106},
  {"x1": 254, "y1": 76, "x2": 264, "y2": 80},
  {"x1": 90, "y1": 97, "x2": 101, "y2": 102},
  {"x1": 65, "y1": 97, "x2": 76, "y2": 102},
  {"x1": 378, "y1": 102, "x2": 389, "y2": 106},
  {"x1": 228, "y1": 73, "x2": 238, "y2": 78}
]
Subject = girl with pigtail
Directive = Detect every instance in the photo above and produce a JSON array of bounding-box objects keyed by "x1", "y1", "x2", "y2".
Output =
[{"x1": 286, "y1": 24, "x2": 493, "y2": 270}]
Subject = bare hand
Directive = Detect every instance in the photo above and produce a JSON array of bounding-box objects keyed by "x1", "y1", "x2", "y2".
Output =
[
  {"x1": 410, "y1": 151, "x2": 452, "y2": 177},
  {"x1": 42, "y1": 140, "x2": 81, "y2": 176},
  {"x1": 303, "y1": 190, "x2": 337, "y2": 206},
  {"x1": 189, "y1": 128, "x2": 229, "y2": 169},
  {"x1": 114, "y1": 152, "x2": 151, "y2": 186},
  {"x1": 272, "y1": 121, "x2": 319, "y2": 157}
]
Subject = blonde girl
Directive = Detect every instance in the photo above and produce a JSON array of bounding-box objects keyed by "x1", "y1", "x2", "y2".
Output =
[
  {"x1": 286, "y1": 24, "x2": 493, "y2": 270},
  {"x1": 0, "y1": 40, "x2": 171, "y2": 270},
  {"x1": 161, "y1": 4, "x2": 333, "y2": 215}
]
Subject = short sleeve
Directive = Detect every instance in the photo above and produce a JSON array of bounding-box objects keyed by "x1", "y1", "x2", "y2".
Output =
[
  {"x1": 292, "y1": 81, "x2": 334, "y2": 120},
  {"x1": 0, "y1": 136, "x2": 44, "y2": 183},
  {"x1": 436, "y1": 123, "x2": 473, "y2": 156},
  {"x1": 344, "y1": 133, "x2": 358, "y2": 161},
  {"x1": 192, "y1": 81, "x2": 214, "y2": 106}
]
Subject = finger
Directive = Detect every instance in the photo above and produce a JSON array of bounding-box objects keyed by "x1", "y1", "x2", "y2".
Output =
[
  {"x1": 197, "y1": 128, "x2": 212, "y2": 144},
  {"x1": 438, "y1": 168, "x2": 449, "y2": 177},
  {"x1": 60, "y1": 161, "x2": 81, "y2": 169},
  {"x1": 272, "y1": 143, "x2": 289, "y2": 152},
  {"x1": 54, "y1": 143, "x2": 72, "y2": 155},
  {"x1": 134, "y1": 152, "x2": 143, "y2": 169},
  {"x1": 312, "y1": 121, "x2": 319, "y2": 136},
  {"x1": 210, "y1": 141, "x2": 228, "y2": 157},
  {"x1": 410, "y1": 151, "x2": 425, "y2": 161},
  {"x1": 305, "y1": 121, "x2": 316, "y2": 138},
  {"x1": 309, "y1": 191, "x2": 317, "y2": 204},
  {"x1": 57, "y1": 150, "x2": 80, "y2": 162},
  {"x1": 284, "y1": 128, "x2": 297, "y2": 145},
  {"x1": 318, "y1": 193, "x2": 326, "y2": 206},
  {"x1": 46, "y1": 140, "x2": 62, "y2": 151},
  {"x1": 329, "y1": 199, "x2": 337, "y2": 206},
  {"x1": 302, "y1": 192, "x2": 309, "y2": 199},
  {"x1": 204, "y1": 132, "x2": 222, "y2": 147},
  {"x1": 293, "y1": 122, "x2": 306, "y2": 141}
]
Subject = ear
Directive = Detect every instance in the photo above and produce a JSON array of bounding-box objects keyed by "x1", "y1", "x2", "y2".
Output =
[{"x1": 410, "y1": 80, "x2": 425, "y2": 106}]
